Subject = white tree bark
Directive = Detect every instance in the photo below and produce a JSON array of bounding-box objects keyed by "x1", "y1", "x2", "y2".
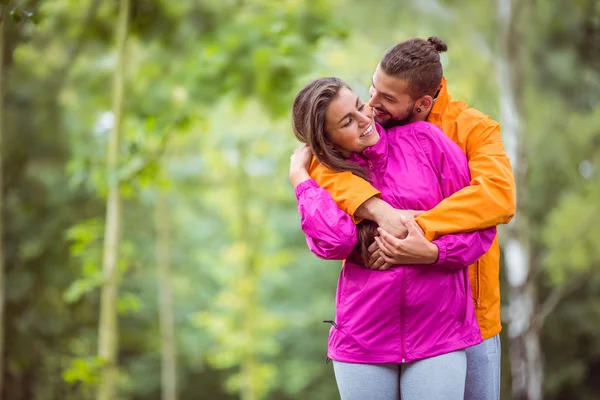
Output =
[
  {"x1": 97, "y1": 1, "x2": 130, "y2": 399},
  {"x1": 497, "y1": 0, "x2": 543, "y2": 399},
  {"x1": 155, "y1": 192, "x2": 178, "y2": 400}
]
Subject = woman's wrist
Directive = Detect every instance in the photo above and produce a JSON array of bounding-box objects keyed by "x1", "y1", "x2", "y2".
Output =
[{"x1": 289, "y1": 169, "x2": 311, "y2": 188}]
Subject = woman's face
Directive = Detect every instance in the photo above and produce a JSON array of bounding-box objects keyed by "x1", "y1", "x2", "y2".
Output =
[{"x1": 324, "y1": 87, "x2": 379, "y2": 157}]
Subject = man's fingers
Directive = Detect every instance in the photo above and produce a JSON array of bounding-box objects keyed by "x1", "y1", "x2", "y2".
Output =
[
  {"x1": 370, "y1": 253, "x2": 387, "y2": 270},
  {"x1": 378, "y1": 228, "x2": 403, "y2": 251},
  {"x1": 400, "y1": 217, "x2": 424, "y2": 237},
  {"x1": 366, "y1": 247, "x2": 379, "y2": 268},
  {"x1": 367, "y1": 241, "x2": 380, "y2": 266},
  {"x1": 367, "y1": 241, "x2": 379, "y2": 255},
  {"x1": 379, "y1": 254, "x2": 395, "y2": 270},
  {"x1": 411, "y1": 210, "x2": 425, "y2": 218},
  {"x1": 378, "y1": 262, "x2": 392, "y2": 271},
  {"x1": 375, "y1": 236, "x2": 395, "y2": 257}
]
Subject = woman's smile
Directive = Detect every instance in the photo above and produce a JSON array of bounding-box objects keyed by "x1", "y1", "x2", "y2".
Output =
[{"x1": 360, "y1": 124, "x2": 374, "y2": 138}]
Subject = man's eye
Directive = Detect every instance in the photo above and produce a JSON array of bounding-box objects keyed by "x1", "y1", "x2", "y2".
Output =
[{"x1": 358, "y1": 104, "x2": 365, "y2": 111}]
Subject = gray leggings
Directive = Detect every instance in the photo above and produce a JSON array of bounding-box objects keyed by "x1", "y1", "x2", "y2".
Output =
[{"x1": 332, "y1": 350, "x2": 466, "y2": 400}]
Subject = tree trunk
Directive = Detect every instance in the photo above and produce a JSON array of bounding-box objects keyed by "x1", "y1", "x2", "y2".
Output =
[
  {"x1": 97, "y1": 1, "x2": 130, "y2": 399},
  {"x1": 155, "y1": 192, "x2": 177, "y2": 400},
  {"x1": 0, "y1": 7, "x2": 6, "y2": 398},
  {"x1": 497, "y1": 0, "x2": 543, "y2": 399}
]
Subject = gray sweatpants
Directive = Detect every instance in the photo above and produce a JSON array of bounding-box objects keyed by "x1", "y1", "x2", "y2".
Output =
[
  {"x1": 465, "y1": 334, "x2": 501, "y2": 400},
  {"x1": 332, "y1": 350, "x2": 466, "y2": 400}
]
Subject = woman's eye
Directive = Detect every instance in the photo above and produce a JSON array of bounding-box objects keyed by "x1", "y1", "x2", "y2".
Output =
[
  {"x1": 358, "y1": 104, "x2": 365, "y2": 111},
  {"x1": 343, "y1": 118, "x2": 353, "y2": 127}
]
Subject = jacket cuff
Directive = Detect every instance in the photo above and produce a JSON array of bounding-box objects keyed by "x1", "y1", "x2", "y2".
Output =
[
  {"x1": 415, "y1": 216, "x2": 437, "y2": 242},
  {"x1": 430, "y1": 240, "x2": 447, "y2": 266},
  {"x1": 294, "y1": 179, "x2": 318, "y2": 199}
]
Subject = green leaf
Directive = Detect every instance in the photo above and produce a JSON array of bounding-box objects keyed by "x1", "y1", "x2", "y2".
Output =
[
  {"x1": 30, "y1": 12, "x2": 40, "y2": 24},
  {"x1": 63, "y1": 275, "x2": 103, "y2": 303},
  {"x1": 63, "y1": 357, "x2": 104, "y2": 386},
  {"x1": 118, "y1": 293, "x2": 141, "y2": 315},
  {"x1": 10, "y1": 9, "x2": 22, "y2": 22}
]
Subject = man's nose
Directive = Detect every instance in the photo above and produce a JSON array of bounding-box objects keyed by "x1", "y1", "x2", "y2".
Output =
[
  {"x1": 368, "y1": 94, "x2": 378, "y2": 108},
  {"x1": 369, "y1": 85, "x2": 376, "y2": 98}
]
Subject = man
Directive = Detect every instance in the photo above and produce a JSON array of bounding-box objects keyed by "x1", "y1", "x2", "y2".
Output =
[{"x1": 308, "y1": 37, "x2": 515, "y2": 400}]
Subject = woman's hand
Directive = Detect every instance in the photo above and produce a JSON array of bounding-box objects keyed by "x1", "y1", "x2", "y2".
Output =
[{"x1": 289, "y1": 145, "x2": 312, "y2": 188}]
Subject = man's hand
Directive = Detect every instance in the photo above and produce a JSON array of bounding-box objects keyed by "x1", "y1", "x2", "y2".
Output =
[
  {"x1": 373, "y1": 217, "x2": 439, "y2": 266},
  {"x1": 362, "y1": 206, "x2": 425, "y2": 270},
  {"x1": 366, "y1": 241, "x2": 392, "y2": 270},
  {"x1": 376, "y1": 208, "x2": 425, "y2": 239},
  {"x1": 356, "y1": 197, "x2": 425, "y2": 239},
  {"x1": 289, "y1": 145, "x2": 312, "y2": 188}
]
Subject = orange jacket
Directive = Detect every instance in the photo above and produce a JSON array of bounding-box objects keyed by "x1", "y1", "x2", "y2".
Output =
[{"x1": 308, "y1": 77, "x2": 516, "y2": 340}]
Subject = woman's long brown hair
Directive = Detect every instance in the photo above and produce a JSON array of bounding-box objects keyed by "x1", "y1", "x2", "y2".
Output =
[{"x1": 292, "y1": 77, "x2": 376, "y2": 265}]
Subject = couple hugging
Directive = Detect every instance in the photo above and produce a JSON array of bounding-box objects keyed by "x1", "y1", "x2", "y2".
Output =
[{"x1": 289, "y1": 37, "x2": 515, "y2": 400}]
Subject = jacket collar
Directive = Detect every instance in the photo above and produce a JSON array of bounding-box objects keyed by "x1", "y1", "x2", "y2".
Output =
[{"x1": 427, "y1": 77, "x2": 450, "y2": 127}]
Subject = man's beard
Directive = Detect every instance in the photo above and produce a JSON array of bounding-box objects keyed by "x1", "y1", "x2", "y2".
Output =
[{"x1": 377, "y1": 102, "x2": 417, "y2": 129}]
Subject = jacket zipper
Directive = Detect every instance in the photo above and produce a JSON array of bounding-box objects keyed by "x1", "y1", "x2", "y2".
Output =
[
  {"x1": 475, "y1": 261, "x2": 481, "y2": 308},
  {"x1": 369, "y1": 159, "x2": 405, "y2": 362},
  {"x1": 400, "y1": 267, "x2": 406, "y2": 362}
]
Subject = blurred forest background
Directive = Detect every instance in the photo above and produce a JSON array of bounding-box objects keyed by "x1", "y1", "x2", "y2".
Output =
[{"x1": 1, "y1": 0, "x2": 600, "y2": 399}]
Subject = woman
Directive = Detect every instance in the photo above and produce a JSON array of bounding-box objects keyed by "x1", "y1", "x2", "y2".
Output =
[{"x1": 289, "y1": 77, "x2": 496, "y2": 400}]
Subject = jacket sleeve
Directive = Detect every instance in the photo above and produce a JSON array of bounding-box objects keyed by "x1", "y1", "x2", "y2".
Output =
[
  {"x1": 415, "y1": 120, "x2": 516, "y2": 241},
  {"x1": 415, "y1": 124, "x2": 497, "y2": 268},
  {"x1": 295, "y1": 179, "x2": 358, "y2": 260},
  {"x1": 308, "y1": 157, "x2": 380, "y2": 224}
]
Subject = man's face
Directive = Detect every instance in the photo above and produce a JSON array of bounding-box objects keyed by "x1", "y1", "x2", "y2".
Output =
[{"x1": 368, "y1": 65, "x2": 417, "y2": 128}]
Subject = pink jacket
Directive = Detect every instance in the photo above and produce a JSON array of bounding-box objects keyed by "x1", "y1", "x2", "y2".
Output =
[{"x1": 295, "y1": 121, "x2": 496, "y2": 363}]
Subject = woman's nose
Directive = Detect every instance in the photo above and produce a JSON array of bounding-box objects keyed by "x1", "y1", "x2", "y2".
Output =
[{"x1": 358, "y1": 107, "x2": 372, "y2": 125}]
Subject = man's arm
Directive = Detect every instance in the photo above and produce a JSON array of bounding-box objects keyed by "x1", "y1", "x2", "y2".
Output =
[
  {"x1": 310, "y1": 159, "x2": 419, "y2": 238},
  {"x1": 308, "y1": 158, "x2": 380, "y2": 224},
  {"x1": 415, "y1": 121, "x2": 516, "y2": 241}
]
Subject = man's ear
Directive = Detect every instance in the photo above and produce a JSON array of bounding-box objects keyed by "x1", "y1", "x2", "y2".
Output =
[{"x1": 417, "y1": 95, "x2": 434, "y2": 111}]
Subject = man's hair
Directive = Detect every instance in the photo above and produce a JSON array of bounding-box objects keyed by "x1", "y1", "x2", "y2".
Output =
[{"x1": 380, "y1": 36, "x2": 448, "y2": 99}]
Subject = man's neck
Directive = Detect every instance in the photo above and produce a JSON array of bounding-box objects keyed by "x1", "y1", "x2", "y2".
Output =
[{"x1": 410, "y1": 108, "x2": 432, "y2": 124}]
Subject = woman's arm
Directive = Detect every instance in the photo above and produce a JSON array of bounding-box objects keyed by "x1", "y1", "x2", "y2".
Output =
[
  {"x1": 295, "y1": 179, "x2": 358, "y2": 260},
  {"x1": 290, "y1": 147, "x2": 358, "y2": 260}
]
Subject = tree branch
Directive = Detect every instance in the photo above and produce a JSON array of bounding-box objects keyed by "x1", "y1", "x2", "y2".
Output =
[{"x1": 530, "y1": 273, "x2": 589, "y2": 333}]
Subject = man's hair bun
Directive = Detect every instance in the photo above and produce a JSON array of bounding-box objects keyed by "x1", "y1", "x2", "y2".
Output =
[{"x1": 427, "y1": 37, "x2": 448, "y2": 53}]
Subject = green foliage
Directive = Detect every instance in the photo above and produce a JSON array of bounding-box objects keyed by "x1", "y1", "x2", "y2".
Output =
[
  {"x1": 2, "y1": 0, "x2": 600, "y2": 399},
  {"x1": 63, "y1": 356, "x2": 104, "y2": 386},
  {"x1": 193, "y1": 0, "x2": 346, "y2": 116}
]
